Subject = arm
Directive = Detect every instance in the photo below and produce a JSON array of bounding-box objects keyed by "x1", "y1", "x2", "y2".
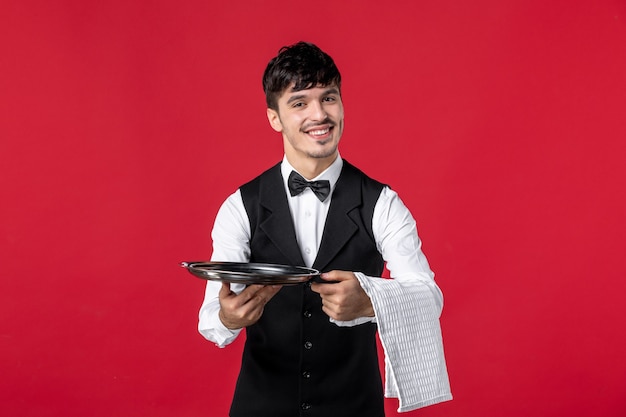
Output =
[
  {"x1": 198, "y1": 190, "x2": 281, "y2": 347},
  {"x1": 370, "y1": 186, "x2": 442, "y2": 311},
  {"x1": 311, "y1": 186, "x2": 442, "y2": 325}
]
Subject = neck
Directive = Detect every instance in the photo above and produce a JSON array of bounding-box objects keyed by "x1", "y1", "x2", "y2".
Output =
[{"x1": 286, "y1": 153, "x2": 338, "y2": 179}]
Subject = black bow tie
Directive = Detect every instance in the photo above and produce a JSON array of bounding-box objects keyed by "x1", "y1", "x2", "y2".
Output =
[{"x1": 288, "y1": 170, "x2": 331, "y2": 202}]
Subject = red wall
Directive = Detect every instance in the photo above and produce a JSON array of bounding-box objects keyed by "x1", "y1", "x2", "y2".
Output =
[{"x1": 2, "y1": 1, "x2": 626, "y2": 416}]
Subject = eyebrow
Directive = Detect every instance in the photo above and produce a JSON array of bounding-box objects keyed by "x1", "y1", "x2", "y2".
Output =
[
  {"x1": 285, "y1": 87, "x2": 340, "y2": 105},
  {"x1": 286, "y1": 94, "x2": 307, "y2": 105}
]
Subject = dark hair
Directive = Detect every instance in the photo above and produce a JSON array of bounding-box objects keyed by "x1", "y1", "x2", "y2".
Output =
[{"x1": 262, "y1": 41, "x2": 342, "y2": 110}]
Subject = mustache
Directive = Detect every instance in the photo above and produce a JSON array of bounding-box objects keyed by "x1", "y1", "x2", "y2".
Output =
[{"x1": 301, "y1": 118, "x2": 335, "y2": 131}]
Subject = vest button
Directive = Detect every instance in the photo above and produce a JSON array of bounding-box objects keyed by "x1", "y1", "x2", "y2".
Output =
[
  {"x1": 302, "y1": 371, "x2": 311, "y2": 379},
  {"x1": 301, "y1": 403, "x2": 312, "y2": 410},
  {"x1": 303, "y1": 310, "x2": 312, "y2": 318},
  {"x1": 304, "y1": 341, "x2": 313, "y2": 349}
]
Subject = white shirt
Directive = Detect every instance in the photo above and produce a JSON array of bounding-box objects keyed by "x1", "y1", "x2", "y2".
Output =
[{"x1": 198, "y1": 155, "x2": 452, "y2": 411}]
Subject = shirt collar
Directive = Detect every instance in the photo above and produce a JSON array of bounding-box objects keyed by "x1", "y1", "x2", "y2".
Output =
[{"x1": 281, "y1": 154, "x2": 343, "y2": 193}]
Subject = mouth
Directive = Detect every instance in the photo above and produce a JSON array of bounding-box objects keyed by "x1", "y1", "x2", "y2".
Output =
[{"x1": 303, "y1": 125, "x2": 333, "y2": 140}]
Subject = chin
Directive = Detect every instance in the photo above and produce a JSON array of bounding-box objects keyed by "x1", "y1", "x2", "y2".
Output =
[{"x1": 308, "y1": 148, "x2": 338, "y2": 159}]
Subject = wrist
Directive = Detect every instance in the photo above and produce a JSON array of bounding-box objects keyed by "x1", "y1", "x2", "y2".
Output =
[{"x1": 219, "y1": 309, "x2": 242, "y2": 331}]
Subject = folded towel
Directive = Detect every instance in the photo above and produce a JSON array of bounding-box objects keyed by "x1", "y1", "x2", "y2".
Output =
[{"x1": 355, "y1": 273, "x2": 452, "y2": 412}]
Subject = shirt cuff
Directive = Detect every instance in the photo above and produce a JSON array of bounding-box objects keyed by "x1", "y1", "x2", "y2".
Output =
[
  {"x1": 328, "y1": 271, "x2": 377, "y2": 327},
  {"x1": 199, "y1": 308, "x2": 242, "y2": 348},
  {"x1": 329, "y1": 316, "x2": 377, "y2": 327}
]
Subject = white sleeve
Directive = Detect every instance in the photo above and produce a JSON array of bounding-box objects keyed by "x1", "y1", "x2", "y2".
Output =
[
  {"x1": 370, "y1": 186, "x2": 442, "y2": 311},
  {"x1": 331, "y1": 186, "x2": 441, "y2": 327},
  {"x1": 197, "y1": 189, "x2": 250, "y2": 348}
]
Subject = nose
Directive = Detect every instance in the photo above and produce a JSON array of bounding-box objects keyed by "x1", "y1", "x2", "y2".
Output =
[{"x1": 309, "y1": 100, "x2": 327, "y2": 121}]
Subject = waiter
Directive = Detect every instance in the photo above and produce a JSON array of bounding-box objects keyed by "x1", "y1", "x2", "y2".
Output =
[{"x1": 198, "y1": 41, "x2": 451, "y2": 416}]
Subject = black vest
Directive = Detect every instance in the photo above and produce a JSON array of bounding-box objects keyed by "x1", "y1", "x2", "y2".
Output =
[{"x1": 232, "y1": 160, "x2": 386, "y2": 417}]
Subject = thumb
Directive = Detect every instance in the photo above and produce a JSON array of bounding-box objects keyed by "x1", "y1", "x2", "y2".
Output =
[
  {"x1": 219, "y1": 281, "x2": 232, "y2": 298},
  {"x1": 320, "y1": 270, "x2": 354, "y2": 282}
]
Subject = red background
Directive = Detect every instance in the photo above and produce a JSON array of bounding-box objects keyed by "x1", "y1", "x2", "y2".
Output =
[{"x1": 2, "y1": 1, "x2": 626, "y2": 416}]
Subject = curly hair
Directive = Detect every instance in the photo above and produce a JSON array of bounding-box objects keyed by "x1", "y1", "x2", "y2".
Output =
[{"x1": 262, "y1": 41, "x2": 342, "y2": 110}]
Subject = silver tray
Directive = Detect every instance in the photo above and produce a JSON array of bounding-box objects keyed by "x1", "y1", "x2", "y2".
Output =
[{"x1": 181, "y1": 261, "x2": 320, "y2": 285}]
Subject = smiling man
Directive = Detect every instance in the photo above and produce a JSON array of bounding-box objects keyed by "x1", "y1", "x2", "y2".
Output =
[{"x1": 198, "y1": 42, "x2": 451, "y2": 417}]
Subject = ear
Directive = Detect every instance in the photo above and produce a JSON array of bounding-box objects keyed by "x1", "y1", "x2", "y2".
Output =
[{"x1": 266, "y1": 108, "x2": 283, "y2": 132}]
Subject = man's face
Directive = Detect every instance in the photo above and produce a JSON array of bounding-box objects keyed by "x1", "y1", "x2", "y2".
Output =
[{"x1": 267, "y1": 84, "x2": 344, "y2": 167}]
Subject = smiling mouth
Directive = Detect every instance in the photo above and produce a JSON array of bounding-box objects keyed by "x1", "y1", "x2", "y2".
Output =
[
  {"x1": 307, "y1": 127, "x2": 331, "y2": 137},
  {"x1": 303, "y1": 122, "x2": 334, "y2": 139}
]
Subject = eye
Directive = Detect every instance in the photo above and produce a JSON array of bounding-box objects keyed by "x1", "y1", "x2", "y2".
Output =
[
  {"x1": 323, "y1": 96, "x2": 336, "y2": 102},
  {"x1": 291, "y1": 102, "x2": 305, "y2": 108}
]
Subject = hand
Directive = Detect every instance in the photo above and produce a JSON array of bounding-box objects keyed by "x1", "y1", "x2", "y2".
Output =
[
  {"x1": 310, "y1": 270, "x2": 374, "y2": 321},
  {"x1": 218, "y1": 282, "x2": 282, "y2": 330}
]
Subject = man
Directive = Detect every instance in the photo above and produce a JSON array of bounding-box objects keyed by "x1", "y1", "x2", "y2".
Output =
[{"x1": 198, "y1": 41, "x2": 451, "y2": 416}]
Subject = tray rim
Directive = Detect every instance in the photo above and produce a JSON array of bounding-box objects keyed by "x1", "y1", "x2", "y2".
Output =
[{"x1": 181, "y1": 261, "x2": 320, "y2": 285}]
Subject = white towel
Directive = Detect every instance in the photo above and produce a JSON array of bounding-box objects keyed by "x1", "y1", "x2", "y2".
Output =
[{"x1": 355, "y1": 273, "x2": 452, "y2": 412}]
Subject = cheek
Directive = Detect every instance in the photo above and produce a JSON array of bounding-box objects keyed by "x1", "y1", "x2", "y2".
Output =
[
  {"x1": 334, "y1": 112, "x2": 344, "y2": 129},
  {"x1": 331, "y1": 107, "x2": 344, "y2": 122},
  {"x1": 287, "y1": 115, "x2": 305, "y2": 131}
]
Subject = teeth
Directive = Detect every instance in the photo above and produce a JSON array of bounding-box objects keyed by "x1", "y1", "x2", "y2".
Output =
[{"x1": 308, "y1": 128, "x2": 329, "y2": 136}]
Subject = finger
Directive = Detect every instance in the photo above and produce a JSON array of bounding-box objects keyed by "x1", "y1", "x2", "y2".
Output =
[
  {"x1": 309, "y1": 282, "x2": 325, "y2": 294},
  {"x1": 237, "y1": 284, "x2": 282, "y2": 306},
  {"x1": 320, "y1": 296, "x2": 339, "y2": 310},
  {"x1": 311, "y1": 271, "x2": 351, "y2": 294},
  {"x1": 220, "y1": 283, "x2": 257, "y2": 309},
  {"x1": 219, "y1": 281, "x2": 232, "y2": 298},
  {"x1": 320, "y1": 270, "x2": 354, "y2": 282},
  {"x1": 320, "y1": 299, "x2": 342, "y2": 321},
  {"x1": 310, "y1": 282, "x2": 340, "y2": 298},
  {"x1": 250, "y1": 284, "x2": 282, "y2": 305}
]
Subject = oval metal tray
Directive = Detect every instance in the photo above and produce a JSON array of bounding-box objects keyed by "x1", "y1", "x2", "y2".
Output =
[{"x1": 181, "y1": 261, "x2": 319, "y2": 285}]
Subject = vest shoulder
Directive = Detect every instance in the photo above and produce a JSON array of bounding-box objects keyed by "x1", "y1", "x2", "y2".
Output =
[
  {"x1": 341, "y1": 160, "x2": 388, "y2": 191},
  {"x1": 239, "y1": 162, "x2": 282, "y2": 193}
]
